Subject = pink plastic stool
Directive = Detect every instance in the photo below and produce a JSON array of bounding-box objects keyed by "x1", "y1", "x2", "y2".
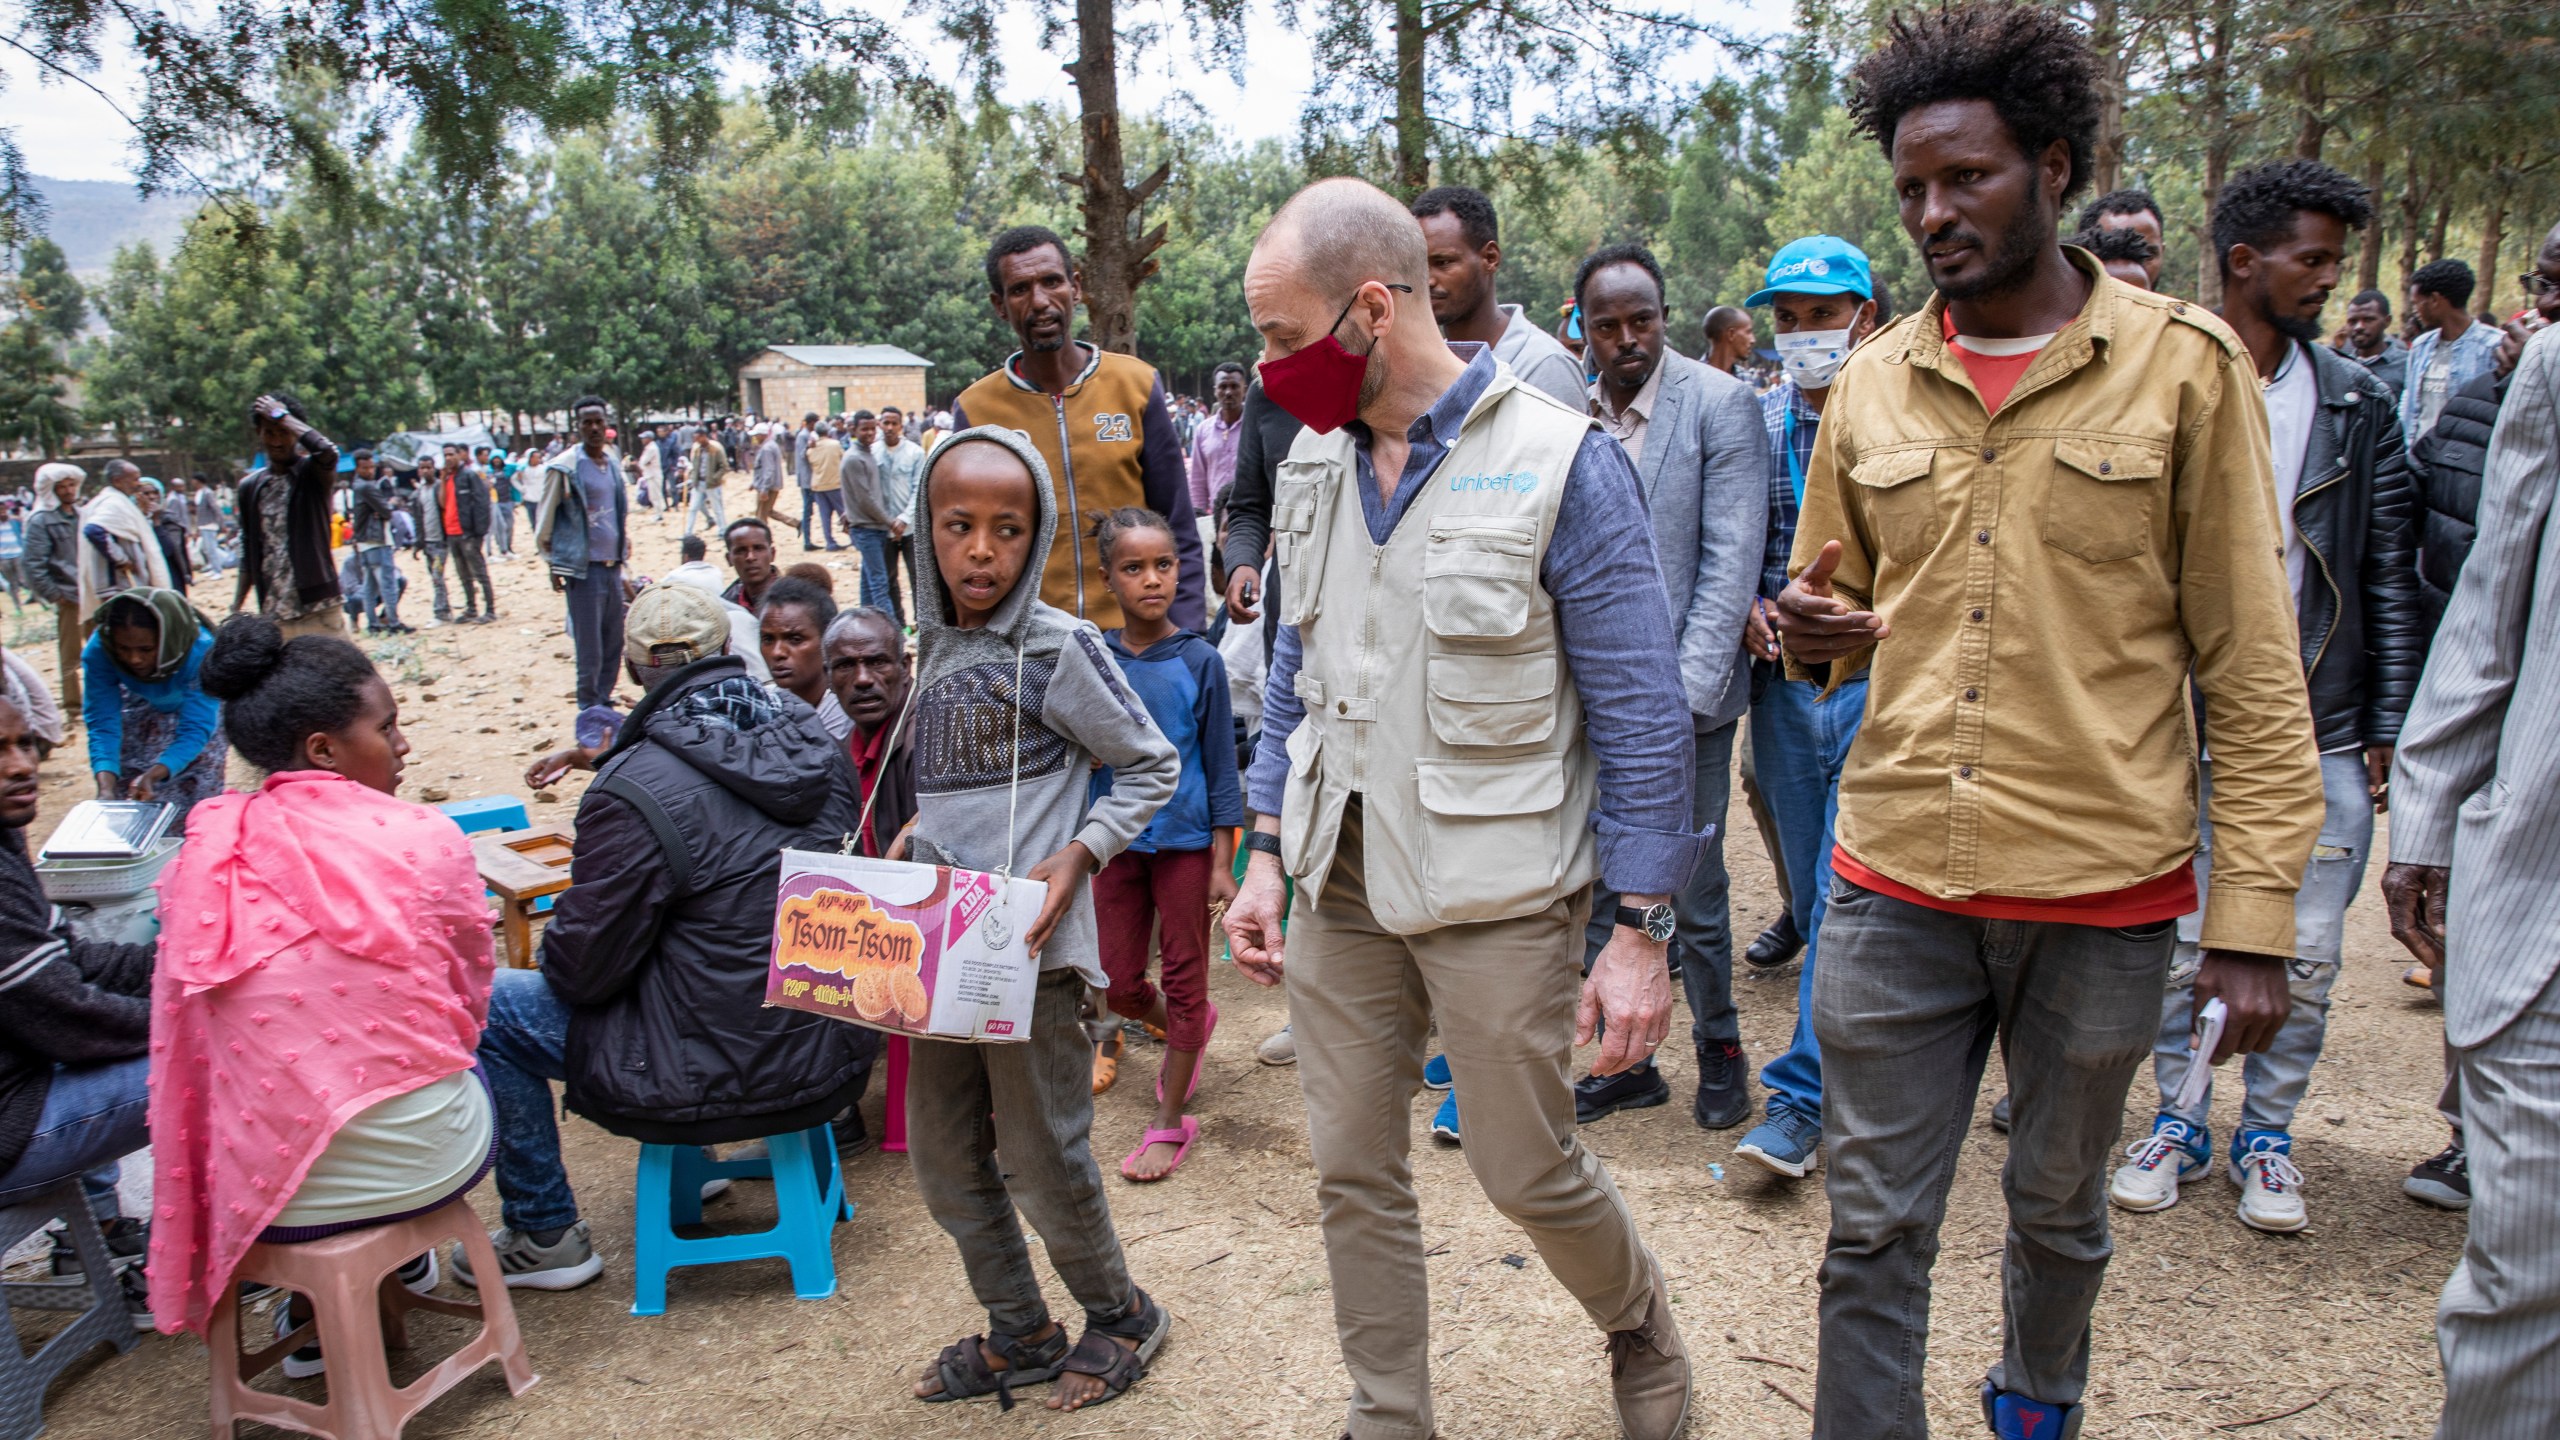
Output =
[
  {"x1": 883, "y1": 1035, "x2": 909, "y2": 1153},
  {"x1": 207, "y1": 1195, "x2": 538, "y2": 1438}
]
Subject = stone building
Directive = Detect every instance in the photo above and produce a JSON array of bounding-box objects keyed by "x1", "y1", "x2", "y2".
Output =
[{"x1": 735, "y1": 344, "x2": 933, "y2": 421}]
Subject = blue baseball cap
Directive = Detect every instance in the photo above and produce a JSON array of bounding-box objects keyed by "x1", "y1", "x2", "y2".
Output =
[{"x1": 1745, "y1": 236, "x2": 1874, "y2": 307}]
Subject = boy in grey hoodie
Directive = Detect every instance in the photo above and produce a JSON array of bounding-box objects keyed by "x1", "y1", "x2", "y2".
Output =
[{"x1": 903, "y1": 426, "x2": 1180, "y2": 1414}]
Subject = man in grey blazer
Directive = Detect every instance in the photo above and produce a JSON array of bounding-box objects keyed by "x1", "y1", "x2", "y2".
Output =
[
  {"x1": 2385, "y1": 321, "x2": 2560, "y2": 1440},
  {"x1": 1570, "y1": 242, "x2": 1769, "y2": 1129}
]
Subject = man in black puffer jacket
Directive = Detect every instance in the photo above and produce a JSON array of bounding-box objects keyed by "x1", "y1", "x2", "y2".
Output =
[
  {"x1": 2409, "y1": 223, "x2": 2560, "y2": 635},
  {"x1": 458, "y1": 582, "x2": 871, "y2": 1293}
]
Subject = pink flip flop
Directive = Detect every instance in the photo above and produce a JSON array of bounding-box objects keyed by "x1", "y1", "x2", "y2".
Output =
[
  {"x1": 1156, "y1": 1002, "x2": 1219, "y2": 1106},
  {"x1": 1120, "y1": 1115, "x2": 1200, "y2": 1183}
]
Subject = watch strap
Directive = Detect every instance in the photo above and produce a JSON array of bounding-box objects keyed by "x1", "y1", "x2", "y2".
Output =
[
  {"x1": 1242, "y1": 831, "x2": 1283, "y2": 859},
  {"x1": 1614, "y1": 904, "x2": 1650, "y2": 931}
]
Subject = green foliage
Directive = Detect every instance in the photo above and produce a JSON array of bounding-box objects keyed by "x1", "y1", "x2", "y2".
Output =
[
  {"x1": 1749, "y1": 108, "x2": 1911, "y2": 317},
  {"x1": 15, "y1": 238, "x2": 86, "y2": 341}
]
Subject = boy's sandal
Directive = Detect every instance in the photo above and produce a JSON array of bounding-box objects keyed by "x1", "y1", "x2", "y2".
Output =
[
  {"x1": 1120, "y1": 1115, "x2": 1200, "y2": 1182},
  {"x1": 1055, "y1": 1289, "x2": 1171, "y2": 1407},
  {"x1": 921, "y1": 1325, "x2": 1071, "y2": 1410}
]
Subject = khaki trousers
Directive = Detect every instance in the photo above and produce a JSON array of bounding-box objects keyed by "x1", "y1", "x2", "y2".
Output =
[
  {"x1": 277, "y1": 608, "x2": 348, "y2": 640},
  {"x1": 1288, "y1": 798, "x2": 1653, "y2": 1440}
]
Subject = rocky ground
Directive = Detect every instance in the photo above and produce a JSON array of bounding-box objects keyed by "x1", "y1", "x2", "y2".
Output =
[{"x1": 8, "y1": 480, "x2": 2461, "y2": 1438}]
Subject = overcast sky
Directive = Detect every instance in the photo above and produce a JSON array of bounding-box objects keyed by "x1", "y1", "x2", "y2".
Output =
[{"x1": 2, "y1": 0, "x2": 1785, "y2": 185}]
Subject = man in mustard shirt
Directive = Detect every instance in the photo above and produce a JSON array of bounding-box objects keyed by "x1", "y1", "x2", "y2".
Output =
[{"x1": 1772, "y1": 6, "x2": 2322, "y2": 1437}]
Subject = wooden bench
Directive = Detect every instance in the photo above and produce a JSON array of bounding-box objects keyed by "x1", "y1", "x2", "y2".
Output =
[{"x1": 473, "y1": 824, "x2": 575, "y2": 968}]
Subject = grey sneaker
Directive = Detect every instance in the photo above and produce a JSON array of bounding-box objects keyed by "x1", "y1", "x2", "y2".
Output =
[
  {"x1": 451, "y1": 1220, "x2": 604, "y2": 1291},
  {"x1": 1256, "y1": 1025, "x2": 1298, "y2": 1066}
]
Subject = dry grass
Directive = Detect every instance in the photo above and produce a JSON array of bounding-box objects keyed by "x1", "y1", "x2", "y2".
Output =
[{"x1": 17, "y1": 492, "x2": 2459, "y2": 1438}]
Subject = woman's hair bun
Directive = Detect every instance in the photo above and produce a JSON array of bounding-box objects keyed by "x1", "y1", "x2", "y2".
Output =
[{"x1": 199, "y1": 613, "x2": 287, "y2": 702}]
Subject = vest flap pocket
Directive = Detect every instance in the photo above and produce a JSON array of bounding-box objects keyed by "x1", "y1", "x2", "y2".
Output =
[
  {"x1": 2054, "y1": 439, "x2": 2166, "y2": 482},
  {"x1": 1850, "y1": 449, "x2": 1934, "y2": 490},
  {"x1": 1422, "y1": 518, "x2": 1539, "y2": 638},
  {"x1": 1415, "y1": 754, "x2": 1564, "y2": 818},
  {"x1": 1285, "y1": 716, "x2": 1322, "y2": 776},
  {"x1": 1427, "y1": 652, "x2": 1559, "y2": 747},
  {"x1": 1274, "y1": 460, "x2": 1336, "y2": 625}
]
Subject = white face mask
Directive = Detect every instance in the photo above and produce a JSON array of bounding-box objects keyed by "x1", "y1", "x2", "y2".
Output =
[{"x1": 1777, "y1": 327, "x2": 1856, "y2": 390}]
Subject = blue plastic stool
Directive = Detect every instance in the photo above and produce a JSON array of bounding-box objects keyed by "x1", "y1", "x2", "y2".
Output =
[
  {"x1": 436, "y1": 795, "x2": 531, "y2": 835},
  {"x1": 630, "y1": 1125, "x2": 853, "y2": 1316}
]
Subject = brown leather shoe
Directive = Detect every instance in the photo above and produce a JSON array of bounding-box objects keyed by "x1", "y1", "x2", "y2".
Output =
[{"x1": 1606, "y1": 1257, "x2": 1691, "y2": 1440}]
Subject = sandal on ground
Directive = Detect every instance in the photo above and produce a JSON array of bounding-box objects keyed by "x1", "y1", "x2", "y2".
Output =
[
  {"x1": 2403, "y1": 964, "x2": 2436, "y2": 991},
  {"x1": 1054, "y1": 1290, "x2": 1170, "y2": 1408},
  {"x1": 1120, "y1": 1116, "x2": 1200, "y2": 1183},
  {"x1": 1155, "y1": 1001, "x2": 1219, "y2": 1105},
  {"x1": 920, "y1": 1325, "x2": 1072, "y2": 1410},
  {"x1": 1092, "y1": 1030, "x2": 1124, "y2": 1096}
]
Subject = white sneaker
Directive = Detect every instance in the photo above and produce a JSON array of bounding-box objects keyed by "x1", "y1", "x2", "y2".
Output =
[
  {"x1": 2231, "y1": 1135, "x2": 2309, "y2": 1233},
  {"x1": 1256, "y1": 1025, "x2": 1298, "y2": 1066},
  {"x1": 2109, "y1": 1118, "x2": 2207, "y2": 1213}
]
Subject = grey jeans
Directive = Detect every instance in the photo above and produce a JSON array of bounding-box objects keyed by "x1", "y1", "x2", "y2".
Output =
[
  {"x1": 2151, "y1": 752, "x2": 2373, "y2": 1139},
  {"x1": 1583, "y1": 718, "x2": 1737, "y2": 1051},
  {"x1": 1813, "y1": 876, "x2": 2174, "y2": 1434},
  {"x1": 905, "y1": 968, "x2": 1137, "y2": 1338},
  {"x1": 563, "y1": 563, "x2": 625, "y2": 711}
]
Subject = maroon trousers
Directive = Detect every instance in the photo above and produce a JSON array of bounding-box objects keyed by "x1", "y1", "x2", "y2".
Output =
[{"x1": 1092, "y1": 847, "x2": 1213, "y2": 1052}]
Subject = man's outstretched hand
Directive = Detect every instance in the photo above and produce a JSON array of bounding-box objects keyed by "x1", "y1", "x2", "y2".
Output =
[
  {"x1": 1225, "y1": 850, "x2": 1287, "y2": 987},
  {"x1": 1774, "y1": 540, "x2": 1888, "y2": 665}
]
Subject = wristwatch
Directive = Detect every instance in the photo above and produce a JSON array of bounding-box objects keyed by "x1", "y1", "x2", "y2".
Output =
[
  {"x1": 1616, "y1": 902, "x2": 1676, "y2": 943},
  {"x1": 1241, "y1": 831, "x2": 1283, "y2": 860}
]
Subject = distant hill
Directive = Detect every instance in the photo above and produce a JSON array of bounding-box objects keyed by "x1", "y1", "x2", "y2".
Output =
[{"x1": 30, "y1": 175, "x2": 199, "y2": 276}]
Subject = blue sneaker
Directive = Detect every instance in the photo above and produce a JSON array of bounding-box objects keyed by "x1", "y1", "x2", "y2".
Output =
[
  {"x1": 1980, "y1": 1380, "x2": 2081, "y2": 1439},
  {"x1": 1430, "y1": 1092, "x2": 1460, "y2": 1145},
  {"x1": 1734, "y1": 1104, "x2": 1822, "y2": 1178},
  {"x1": 2230, "y1": 1129, "x2": 2309, "y2": 1233},
  {"x1": 1423, "y1": 1053, "x2": 1453, "y2": 1091},
  {"x1": 2108, "y1": 1114, "x2": 2210, "y2": 1214}
]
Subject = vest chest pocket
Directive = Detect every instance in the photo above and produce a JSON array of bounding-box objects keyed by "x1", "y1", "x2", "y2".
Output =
[
  {"x1": 1427, "y1": 651, "x2": 1558, "y2": 747},
  {"x1": 1422, "y1": 519, "x2": 1539, "y2": 638},
  {"x1": 1414, "y1": 754, "x2": 1565, "y2": 924},
  {"x1": 1850, "y1": 450, "x2": 1942, "y2": 565},
  {"x1": 2042, "y1": 440, "x2": 2166, "y2": 564},
  {"x1": 1272, "y1": 461, "x2": 1336, "y2": 625}
]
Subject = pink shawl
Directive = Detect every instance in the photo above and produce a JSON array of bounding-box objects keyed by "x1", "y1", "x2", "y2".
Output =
[{"x1": 146, "y1": 771, "x2": 495, "y2": 1336}]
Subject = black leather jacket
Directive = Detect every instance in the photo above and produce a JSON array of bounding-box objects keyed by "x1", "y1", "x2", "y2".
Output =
[
  {"x1": 2405, "y1": 365, "x2": 2505, "y2": 634},
  {"x1": 2290, "y1": 341, "x2": 2425, "y2": 752}
]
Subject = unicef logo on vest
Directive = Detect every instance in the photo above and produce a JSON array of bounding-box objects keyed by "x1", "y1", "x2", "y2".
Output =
[{"x1": 1448, "y1": 470, "x2": 1540, "y2": 494}]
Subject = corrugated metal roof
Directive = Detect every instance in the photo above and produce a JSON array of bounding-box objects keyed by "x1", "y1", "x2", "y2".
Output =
[{"x1": 751, "y1": 344, "x2": 934, "y2": 369}]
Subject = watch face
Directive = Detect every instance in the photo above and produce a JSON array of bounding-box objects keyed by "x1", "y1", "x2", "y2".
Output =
[{"x1": 1644, "y1": 905, "x2": 1676, "y2": 942}]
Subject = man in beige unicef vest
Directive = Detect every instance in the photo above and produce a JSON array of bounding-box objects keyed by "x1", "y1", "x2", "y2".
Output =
[{"x1": 1223, "y1": 177, "x2": 1709, "y2": 1440}]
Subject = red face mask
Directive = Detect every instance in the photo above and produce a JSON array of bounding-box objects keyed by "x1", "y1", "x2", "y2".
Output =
[{"x1": 1258, "y1": 283, "x2": 1413, "y2": 434}]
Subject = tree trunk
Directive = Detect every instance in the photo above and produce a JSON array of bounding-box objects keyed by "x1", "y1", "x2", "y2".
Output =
[
  {"x1": 2090, "y1": 0, "x2": 2129, "y2": 195},
  {"x1": 2292, "y1": 65, "x2": 2327, "y2": 160},
  {"x1": 2397, "y1": 148, "x2": 2427, "y2": 294},
  {"x1": 2357, "y1": 152, "x2": 2386, "y2": 294},
  {"x1": 1063, "y1": 0, "x2": 1168, "y2": 354},
  {"x1": 1393, "y1": 0, "x2": 1430, "y2": 196},
  {"x1": 2477, "y1": 178, "x2": 2508, "y2": 317},
  {"x1": 2429, "y1": 195, "x2": 2451, "y2": 264}
]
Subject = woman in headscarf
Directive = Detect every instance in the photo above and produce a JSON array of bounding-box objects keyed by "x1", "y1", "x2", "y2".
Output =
[{"x1": 80, "y1": 588, "x2": 228, "y2": 815}]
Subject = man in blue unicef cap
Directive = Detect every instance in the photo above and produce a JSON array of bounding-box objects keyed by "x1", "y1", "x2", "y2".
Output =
[{"x1": 1728, "y1": 233, "x2": 1881, "y2": 1184}]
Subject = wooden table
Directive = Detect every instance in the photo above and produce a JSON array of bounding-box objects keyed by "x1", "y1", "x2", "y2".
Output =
[{"x1": 473, "y1": 824, "x2": 575, "y2": 968}]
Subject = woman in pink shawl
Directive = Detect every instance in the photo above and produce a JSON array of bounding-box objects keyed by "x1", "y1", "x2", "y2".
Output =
[{"x1": 147, "y1": 614, "x2": 495, "y2": 1369}]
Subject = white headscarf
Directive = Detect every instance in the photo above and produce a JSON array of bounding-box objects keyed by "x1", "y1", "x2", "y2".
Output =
[{"x1": 32, "y1": 462, "x2": 83, "y2": 513}]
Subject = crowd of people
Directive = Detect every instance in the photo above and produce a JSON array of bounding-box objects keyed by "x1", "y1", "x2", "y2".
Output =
[{"x1": 0, "y1": 3, "x2": 2553, "y2": 1435}]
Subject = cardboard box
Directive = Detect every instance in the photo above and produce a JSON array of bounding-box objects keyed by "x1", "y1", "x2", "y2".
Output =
[{"x1": 765, "y1": 848, "x2": 1046, "y2": 1043}]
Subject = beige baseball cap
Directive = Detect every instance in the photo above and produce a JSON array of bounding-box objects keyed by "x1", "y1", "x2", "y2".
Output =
[{"x1": 623, "y1": 581, "x2": 732, "y2": 673}]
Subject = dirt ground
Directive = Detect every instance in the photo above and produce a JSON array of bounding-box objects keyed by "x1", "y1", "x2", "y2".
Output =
[{"x1": 11, "y1": 479, "x2": 2463, "y2": 1438}]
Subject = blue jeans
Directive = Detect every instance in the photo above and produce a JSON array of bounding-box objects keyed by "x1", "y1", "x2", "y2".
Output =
[
  {"x1": 479, "y1": 968, "x2": 580, "y2": 1234},
  {"x1": 808, "y1": 491, "x2": 848, "y2": 548},
  {"x1": 796, "y1": 486, "x2": 815, "y2": 546},
  {"x1": 2150, "y1": 751, "x2": 2375, "y2": 1139},
  {"x1": 849, "y1": 528, "x2": 898, "y2": 618},
  {"x1": 1584, "y1": 719, "x2": 1739, "y2": 1054},
  {"x1": 1750, "y1": 673, "x2": 1868, "y2": 1121},
  {"x1": 0, "y1": 1056, "x2": 151, "y2": 1220},
  {"x1": 357, "y1": 546, "x2": 402, "y2": 630}
]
